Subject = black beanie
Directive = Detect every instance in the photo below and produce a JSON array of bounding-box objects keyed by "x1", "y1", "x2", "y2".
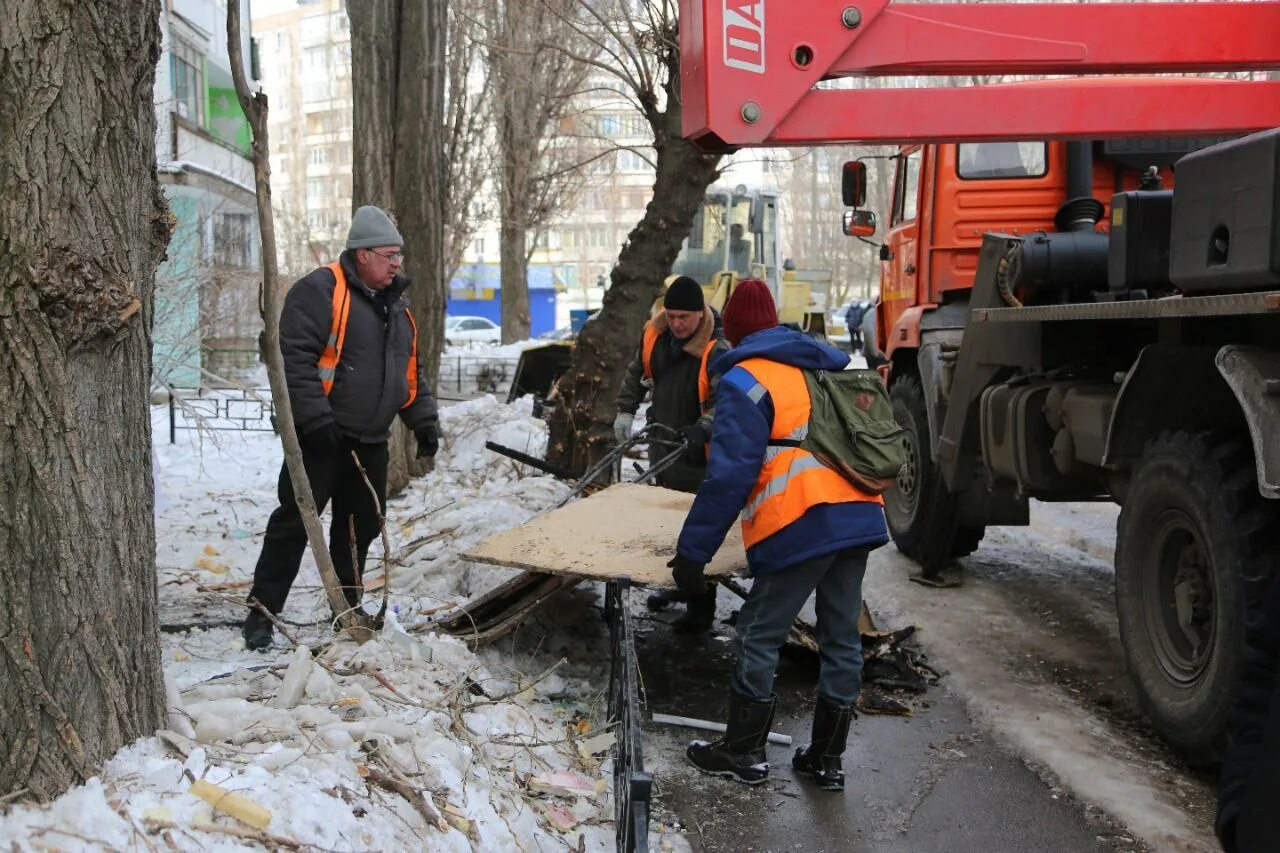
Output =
[{"x1": 663, "y1": 276, "x2": 705, "y2": 312}]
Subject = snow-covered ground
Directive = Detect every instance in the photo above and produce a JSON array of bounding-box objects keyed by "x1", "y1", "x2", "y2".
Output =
[{"x1": 0, "y1": 396, "x2": 658, "y2": 852}]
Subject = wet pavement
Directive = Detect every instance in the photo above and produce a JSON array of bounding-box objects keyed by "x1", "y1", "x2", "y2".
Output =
[
  {"x1": 634, "y1": 597, "x2": 1139, "y2": 853},
  {"x1": 493, "y1": 499, "x2": 1218, "y2": 853}
]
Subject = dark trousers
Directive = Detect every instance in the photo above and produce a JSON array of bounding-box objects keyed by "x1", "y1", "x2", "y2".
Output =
[
  {"x1": 732, "y1": 547, "x2": 869, "y2": 704},
  {"x1": 248, "y1": 439, "x2": 389, "y2": 615}
]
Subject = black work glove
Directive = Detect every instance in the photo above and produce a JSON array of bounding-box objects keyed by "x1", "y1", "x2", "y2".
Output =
[
  {"x1": 680, "y1": 421, "x2": 711, "y2": 463},
  {"x1": 302, "y1": 421, "x2": 342, "y2": 454},
  {"x1": 415, "y1": 423, "x2": 439, "y2": 459},
  {"x1": 668, "y1": 553, "x2": 707, "y2": 596}
]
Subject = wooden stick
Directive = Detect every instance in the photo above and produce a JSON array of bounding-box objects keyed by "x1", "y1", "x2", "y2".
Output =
[
  {"x1": 142, "y1": 818, "x2": 303, "y2": 850},
  {"x1": 363, "y1": 766, "x2": 447, "y2": 832},
  {"x1": 226, "y1": 0, "x2": 372, "y2": 643}
]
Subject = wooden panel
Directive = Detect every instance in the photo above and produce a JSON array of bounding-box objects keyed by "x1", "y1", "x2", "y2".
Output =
[{"x1": 462, "y1": 483, "x2": 747, "y2": 588}]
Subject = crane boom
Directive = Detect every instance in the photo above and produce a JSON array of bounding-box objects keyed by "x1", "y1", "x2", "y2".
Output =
[{"x1": 681, "y1": 0, "x2": 1280, "y2": 148}]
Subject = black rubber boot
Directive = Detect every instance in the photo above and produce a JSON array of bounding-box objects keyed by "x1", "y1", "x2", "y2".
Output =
[
  {"x1": 672, "y1": 587, "x2": 716, "y2": 633},
  {"x1": 792, "y1": 696, "x2": 856, "y2": 791},
  {"x1": 646, "y1": 588, "x2": 687, "y2": 612},
  {"x1": 687, "y1": 693, "x2": 776, "y2": 785},
  {"x1": 242, "y1": 609, "x2": 274, "y2": 651}
]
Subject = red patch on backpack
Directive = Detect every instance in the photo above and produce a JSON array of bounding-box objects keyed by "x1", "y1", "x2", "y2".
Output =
[{"x1": 856, "y1": 392, "x2": 875, "y2": 411}]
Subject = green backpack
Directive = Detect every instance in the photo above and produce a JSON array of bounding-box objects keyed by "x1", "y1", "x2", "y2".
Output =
[{"x1": 771, "y1": 368, "x2": 907, "y2": 495}]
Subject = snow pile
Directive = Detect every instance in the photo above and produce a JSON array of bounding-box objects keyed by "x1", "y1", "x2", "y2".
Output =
[{"x1": 0, "y1": 395, "x2": 628, "y2": 852}]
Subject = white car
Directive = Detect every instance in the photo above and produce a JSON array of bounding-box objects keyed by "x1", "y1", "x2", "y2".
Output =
[{"x1": 445, "y1": 315, "x2": 501, "y2": 345}]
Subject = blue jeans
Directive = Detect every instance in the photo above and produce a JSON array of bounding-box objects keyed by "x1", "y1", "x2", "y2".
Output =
[{"x1": 732, "y1": 547, "x2": 869, "y2": 705}]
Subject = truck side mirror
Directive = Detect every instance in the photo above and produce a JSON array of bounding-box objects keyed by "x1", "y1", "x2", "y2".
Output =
[
  {"x1": 842, "y1": 209, "x2": 876, "y2": 238},
  {"x1": 842, "y1": 160, "x2": 868, "y2": 207}
]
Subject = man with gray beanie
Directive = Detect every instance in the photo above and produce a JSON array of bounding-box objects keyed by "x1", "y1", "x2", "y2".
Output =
[
  {"x1": 615, "y1": 274, "x2": 729, "y2": 631},
  {"x1": 243, "y1": 205, "x2": 439, "y2": 650}
]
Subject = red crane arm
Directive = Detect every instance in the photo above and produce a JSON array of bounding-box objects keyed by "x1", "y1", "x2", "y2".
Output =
[{"x1": 680, "y1": 1, "x2": 1280, "y2": 148}]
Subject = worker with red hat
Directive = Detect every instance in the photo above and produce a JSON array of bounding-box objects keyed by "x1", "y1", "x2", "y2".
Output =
[{"x1": 668, "y1": 279, "x2": 889, "y2": 789}]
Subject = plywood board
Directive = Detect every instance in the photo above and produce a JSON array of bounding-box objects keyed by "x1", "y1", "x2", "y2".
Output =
[{"x1": 462, "y1": 483, "x2": 747, "y2": 588}]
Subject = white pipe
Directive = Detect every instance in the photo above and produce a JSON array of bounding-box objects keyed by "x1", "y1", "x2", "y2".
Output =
[{"x1": 651, "y1": 712, "x2": 793, "y2": 746}]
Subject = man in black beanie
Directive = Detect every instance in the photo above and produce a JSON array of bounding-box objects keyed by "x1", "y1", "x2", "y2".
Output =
[{"x1": 615, "y1": 275, "x2": 729, "y2": 631}]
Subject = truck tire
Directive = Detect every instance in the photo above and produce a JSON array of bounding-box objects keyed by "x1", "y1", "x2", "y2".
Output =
[
  {"x1": 1115, "y1": 431, "x2": 1279, "y2": 764},
  {"x1": 885, "y1": 375, "x2": 985, "y2": 561}
]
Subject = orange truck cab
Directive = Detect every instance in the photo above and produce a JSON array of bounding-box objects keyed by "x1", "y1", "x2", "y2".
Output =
[{"x1": 873, "y1": 139, "x2": 1180, "y2": 369}]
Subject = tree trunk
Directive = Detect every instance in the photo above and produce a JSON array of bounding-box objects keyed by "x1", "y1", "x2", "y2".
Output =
[
  {"x1": 498, "y1": 206, "x2": 531, "y2": 344},
  {"x1": 349, "y1": 0, "x2": 448, "y2": 493},
  {"x1": 495, "y1": 1, "x2": 530, "y2": 347},
  {"x1": 0, "y1": 0, "x2": 168, "y2": 799},
  {"x1": 546, "y1": 102, "x2": 720, "y2": 475}
]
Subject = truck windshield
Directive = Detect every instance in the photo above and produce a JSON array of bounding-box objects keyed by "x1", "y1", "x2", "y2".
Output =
[
  {"x1": 957, "y1": 142, "x2": 1048, "y2": 180},
  {"x1": 674, "y1": 192, "x2": 764, "y2": 282}
]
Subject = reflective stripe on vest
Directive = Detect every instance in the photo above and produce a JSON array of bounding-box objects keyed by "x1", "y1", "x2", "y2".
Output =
[
  {"x1": 736, "y1": 357, "x2": 882, "y2": 550},
  {"x1": 641, "y1": 319, "x2": 716, "y2": 411},
  {"x1": 315, "y1": 261, "x2": 420, "y2": 409}
]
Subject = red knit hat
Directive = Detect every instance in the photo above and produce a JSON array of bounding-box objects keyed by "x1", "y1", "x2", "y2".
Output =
[{"x1": 723, "y1": 279, "x2": 778, "y2": 345}]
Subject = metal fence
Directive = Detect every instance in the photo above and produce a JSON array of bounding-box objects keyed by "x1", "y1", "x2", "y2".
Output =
[
  {"x1": 437, "y1": 355, "x2": 521, "y2": 399},
  {"x1": 166, "y1": 387, "x2": 276, "y2": 443},
  {"x1": 605, "y1": 578, "x2": 652, "y2": 853}
]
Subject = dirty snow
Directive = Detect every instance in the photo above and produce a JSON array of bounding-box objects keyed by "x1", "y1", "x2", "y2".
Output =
[{"x1": 0, "y1": 395, "x2": 672, "y2": 852}]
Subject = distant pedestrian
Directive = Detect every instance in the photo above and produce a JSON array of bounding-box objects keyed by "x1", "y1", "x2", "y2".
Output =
[
  {"x1": 242, "y1": 205, "x2": 439, "y2": 650},
  {"x1": 1217, "y1": 578, "x2": 1280, "y2": 851},
  {"x1": 668, "y1": 279, "x2": 889, "y2": 788},
  {"x1": 615, "y1": 275, "x2": 729, "y2": 631},
  {"x1": 845, "y1": 301, "x2": 866, "y2": 353}
]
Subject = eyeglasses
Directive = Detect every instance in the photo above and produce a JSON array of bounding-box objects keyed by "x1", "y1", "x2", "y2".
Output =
[{"x1": 370, "y1": 249, "x2": 404, "y2": 263}]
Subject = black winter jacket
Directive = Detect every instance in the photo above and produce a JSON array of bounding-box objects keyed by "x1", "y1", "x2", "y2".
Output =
[
  {"x1": 616, "y1": 307, "x2": 728, "y2": 490},
  {"x1": 1218, "y1": 578, "x2": 1280, "y2": 852},
  {"x1": 280, "y1": 251, "x2": 438, "y2": 443}
]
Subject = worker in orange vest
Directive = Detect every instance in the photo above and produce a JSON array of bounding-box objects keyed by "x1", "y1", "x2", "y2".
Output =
[
  {"x1": 615, "y1": 275, "x2": 729, "y2": 631},
  {"x1": 668, "y1": 279, "x2": 889, "y2": 788},
  {"x1": 243, "y1": 205, "x2": 439, "y2": 650}
]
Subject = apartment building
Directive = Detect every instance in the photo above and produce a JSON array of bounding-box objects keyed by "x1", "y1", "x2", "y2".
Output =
[
  {"x1": 252, "y1": 0, "x2": 354, "y2": 273},
  {"x1": 153, "y1": 0, "x2": 261, "y2": 386}
]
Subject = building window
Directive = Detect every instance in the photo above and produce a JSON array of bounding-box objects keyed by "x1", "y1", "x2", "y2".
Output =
[
  {"x1": 212, "y1": 213, "x2": 254, "y2": 268},
  {"x1": 308, "y1": 146, "x2": 330, "y2": 166},
  {"x1": 303, "y1": 81, "x2": 331, "y2": 103},
  {"x1": 307, "y1": 178, "x2": 329, "y2": 200},
  {"x1": 597, "y1": 114, "x2": 620, "y2": 136},
  {"x1": 304, "y1": 46, "x2": 328, "y2": 71},
  {"x1": 617, "y1": 149, "x2": 652, "y2": 173},
  {"x1": 171, "y1": 38, "x2": 205, "y2": 125}
]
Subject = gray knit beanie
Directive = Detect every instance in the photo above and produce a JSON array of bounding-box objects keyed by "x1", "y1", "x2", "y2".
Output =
[{"x1": 346, "y1": 205, "x2": 404, "y2": 249}]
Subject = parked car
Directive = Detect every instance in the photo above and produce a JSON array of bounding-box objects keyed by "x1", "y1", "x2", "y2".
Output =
[{"x1": 445, "y1": 315, "x2": 501, "y2": 345}]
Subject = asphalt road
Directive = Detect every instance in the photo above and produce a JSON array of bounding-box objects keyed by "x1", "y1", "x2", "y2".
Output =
[
  {"x1": 631, "y1": 500, "x2": 1219, "y2": 853},
  {"x1": 487, "y1": 499, "x2": 1219, "y2": 853}
]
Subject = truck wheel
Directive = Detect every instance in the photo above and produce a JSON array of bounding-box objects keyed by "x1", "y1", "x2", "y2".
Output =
[
  {"x1": 885, "y1": 375, "x2": 985, "y2": 561},
  {"x1": 1115, "y1": 431, "x2": 1278, "y2": 764}
]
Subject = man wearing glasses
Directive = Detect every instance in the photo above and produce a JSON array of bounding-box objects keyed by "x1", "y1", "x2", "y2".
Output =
[{"x1": 242, "y1": 205, "x2": 439, "y2": 650}]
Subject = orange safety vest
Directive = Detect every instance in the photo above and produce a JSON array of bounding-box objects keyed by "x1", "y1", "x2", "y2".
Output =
[
  {"x1": 736, "y1": 357, "x2": 882, "y2": 549},
  {"x1": 315, "y1": 261, "x2": 419, "y2": 409},
  {"x1": 641, "y1": 320, "x2": 717, "y2": 413}
]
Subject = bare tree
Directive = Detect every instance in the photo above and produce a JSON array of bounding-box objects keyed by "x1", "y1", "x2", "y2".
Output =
[
  {"x1": 349, "y1": 0, "x2": 491, "y2": 492},
  {"x1": 1, "y1": 0, "x2": 168, "y2": 798},
  {"x1": 488, "y1": 0, "x2": 596, "y2": 343},
  {"x1": 783, "y1": 145, "x2": 894, "y2": 308},
  {"x1": 542, "y1": 0, "x2": 722, "y2": 475}
]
